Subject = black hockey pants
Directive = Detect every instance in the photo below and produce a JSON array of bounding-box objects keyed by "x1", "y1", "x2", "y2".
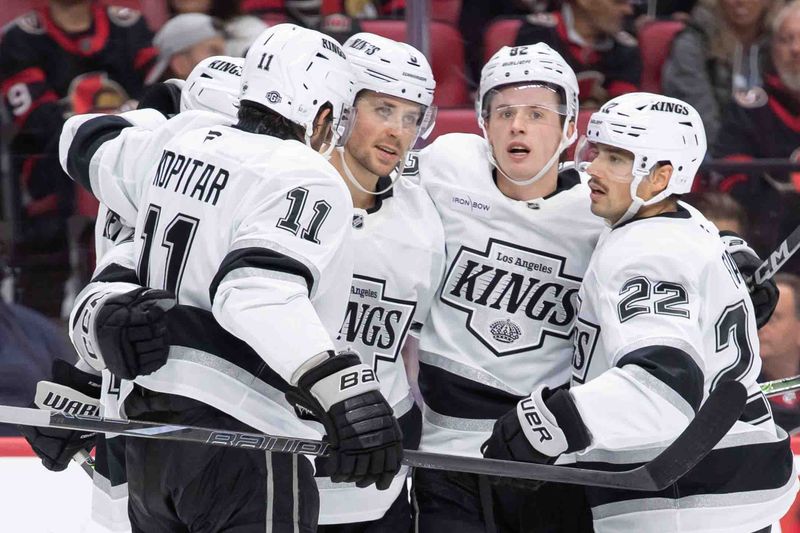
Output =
[
  {"x1": 124, "y1": 389, "x2": 319, "y2": 533},
  {"x1": 412, "y1": 466, "x2": 594, "y2": 533}
]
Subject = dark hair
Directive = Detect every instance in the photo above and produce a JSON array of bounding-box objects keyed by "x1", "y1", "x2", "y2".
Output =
[
  {"x1": 236, "y1": 101, "x2": 304, "y2": 140},
  {"x1": 775, "y1": 273, "x2": 800, "y2": 321}
]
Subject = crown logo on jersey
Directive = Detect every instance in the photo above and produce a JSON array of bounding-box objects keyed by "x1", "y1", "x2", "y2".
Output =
[
  {"x1": 489, "y1": 319, "x2": 522, "y2": 344},
  {"x1": 266, "y1": 91, "x2": 282, "y2": 104}
]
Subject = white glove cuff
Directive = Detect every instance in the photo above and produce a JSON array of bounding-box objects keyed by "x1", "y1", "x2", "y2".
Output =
[
  {"x1": 309, "y1": 363, "x2": 381, "y2": 412},
  {"x1": 516, "y1": 385, "x2": 569, "y2": 458},
  {"x1": 69, "y1": 282, "x2": 140, "y2": 372},
  {"x1": 34, "y1": 381, "x2": 101, "y2": 417}
]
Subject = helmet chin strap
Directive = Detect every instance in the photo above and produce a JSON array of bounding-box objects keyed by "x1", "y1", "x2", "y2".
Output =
[
  {"x1": 481, "y1": 118, "x2": 574, "y2": 187},
  {"x1": 337, "y1": 147, "x2": 399, "y2": 196},
  {"x1": 610, "y1": 173, "x2": 673, "y2": 228}
]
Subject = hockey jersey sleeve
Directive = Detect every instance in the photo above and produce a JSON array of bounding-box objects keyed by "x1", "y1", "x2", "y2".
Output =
[
  {"x1": 570, "y1": 247, "x2": 707, "y2": 454},
  {"x1": 59, "y1": 108, "x2": 168, "y2": 225},
  {"x1": 69, "y1": 226, "x2": 141, "y2": 369},
  {"x1": 211, "y1": 166, "x2": 354, "y2": 385}
]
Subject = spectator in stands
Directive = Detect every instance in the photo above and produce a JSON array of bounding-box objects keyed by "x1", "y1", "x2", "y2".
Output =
[
  {"x1": 167, "y1": 0, "x2": 267, "y2": 56},
  {"x1": 514, "y1": 0, "x2": 641, "y2": 108},
  {"x1": 0, "y1": 0, "x2": 155, "y2": 317},
  {"x1": 712, "y1": 0, "x2": 800, "y2": 273},
  {"x1": 759, "y1": 273, "x2": 800, "y2": 432},
  {"x1": 145, "y1": 14, "x2": 226, "y2": 84},
  {"x1": 0, "y1": 240, "x2": 77, "y2": 436},
  {"x1": 460, "y1": 0, "x2": 557, "y2": 90},
  {"x1": 663, "y1": 0, "x2": 783, "y2": 145},
  {"x1": 683, "y1": 191, "x2": 747, "y2": 235}
]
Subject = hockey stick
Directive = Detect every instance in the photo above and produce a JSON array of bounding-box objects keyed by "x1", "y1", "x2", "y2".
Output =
[
  {"x1": 0, "y1": 380, "x2": 746, "y2": 491},
  {"x1": 761, "y1": 374, "x2": 800, "y2": 398},
  {"x1": 751, "y1": 223, "x2": 800, "y2": 285}
]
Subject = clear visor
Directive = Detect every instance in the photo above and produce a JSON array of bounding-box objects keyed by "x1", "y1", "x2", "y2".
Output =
[
  {"x1": 575, "y1": 136, "x2": 636, "y2": 183},
  {"x1": 482, "y1": 84, "x2": 569, "y2": 123},
  {"x1": 333, "y1": 104, "x2": 358, "y2": 148},
  {"x1": 356, "y1": 93, "x2": 437, "y2": 141}
]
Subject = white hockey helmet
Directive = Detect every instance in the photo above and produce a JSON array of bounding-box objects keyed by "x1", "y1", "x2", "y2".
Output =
[
  {"x1": 344, "y1": 32, "x2": 437, "y2": 136},
  {"x1": 240, "y1": 24, "x2": 356, "y2": 152},
  {"x1": 477, "y1": 43, "x2": 580, "y2": 186},
  {"x1": 580, "y1": 92, "x2": 707, "y2": 225},
  {"x1": 180, "y1": 55, "x2": 242, "y2": 119},
  {"x1": 340, "y1": 32, "x2": 437, "y2": 195}
]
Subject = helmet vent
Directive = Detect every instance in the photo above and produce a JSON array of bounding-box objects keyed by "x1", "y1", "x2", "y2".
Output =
[{"x1": 365, "y1": 69, "x2": 397, "y2": 83}]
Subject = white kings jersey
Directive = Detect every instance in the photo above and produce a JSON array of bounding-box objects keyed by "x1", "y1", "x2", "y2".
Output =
[
  {"x1": 316, "y1": 176, "x2": 445, "y2": 524},
  {"x1": 569, "y1": 204, "x2": 797, "y2": 532},
  {"x1": 61, "y1": 109, "x2": 354, "y2": 440},
  {"x1": 408, "y1": 133, "x2": 606, "y2": 457}
]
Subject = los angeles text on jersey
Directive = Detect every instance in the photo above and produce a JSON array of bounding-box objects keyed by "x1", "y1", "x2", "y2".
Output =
[
  {"x1": 338, "y1": 275, "x2": 416, "y2": 375},
  {"x1": 441, "y1": 238, "x2": 582, "y2": 356},
  {"x1": 151, "y1": 147, "x2": 229, "y2": 206}
]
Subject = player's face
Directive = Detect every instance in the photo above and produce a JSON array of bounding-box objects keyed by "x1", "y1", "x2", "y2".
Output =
[
  {"x1": 585, "y1": 144, "x2": 637, "y2": 223},
  {"x1": 346, "y1": 91, "x2": 424, "y2": 177},
  {"x1": 759, "y1": 283, "x2": 800, "y2": 363},
  {"x1": 578, "y1": 0, "x2": 634, "y2": 35},
  {"x1": 721, "y1": 0, "x2": 770, "y2": 31},
  {"x1": 485, "y1": 85, "x2": 566, "y2": 182},
  {"x1": 773, "y1": 9, "x2": 800, "y2": 91}
]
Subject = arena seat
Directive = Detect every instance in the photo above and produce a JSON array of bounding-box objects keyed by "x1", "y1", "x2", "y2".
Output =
[
  {"x1": 135, "y1": 0, "x2": 169, "y2": 31},
  {"x1": 564, "y1": 108, "x2": 594, "y2": 160},
  {"x1": 424, "y1": 107, "x2": 480, "y2": 144},
  {"x1": 638, "y1": 20, "x2": 685, "y2": 93},
  {"x1": 1, "y1": 0, "x2": 44, "y2": 33},
  {"x1": 431, "y1": 0, "x2": 462, "y2": 25},
  {"x1": 482, "y1": 17, "x2": 523, "y2": 64},
  {"x1": 360, "y1": 19, "x2": 469, "y2": 107}
]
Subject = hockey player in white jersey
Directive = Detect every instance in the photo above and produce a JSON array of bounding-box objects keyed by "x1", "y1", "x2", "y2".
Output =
[
  {"x1": 408, "y1": 44, "x2": 781, "y2": 533},
  {"x1": 408, "y1": 42, "x2": 600, "y2": 532},
  {"x1": 58, "y1": 24, "x2": 404, "y2": 532},
  {"x1": 314, "y1": 33, "x2": 444, "y2": 532},
  {"x1": 21, "y1": 55, "x2": 245, "y2": 532},
  {"x1": 483, "y1": 93, "x2": 798, "y2": 532}
]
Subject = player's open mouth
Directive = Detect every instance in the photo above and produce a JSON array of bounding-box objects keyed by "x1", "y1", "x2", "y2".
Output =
[
  {"x1": 588, "y1": 180, "x2": 606, "y2": 199},
  {"x1": 507, "y1": 143, "x2": 531, "y2": 160},
  {"x1": 376, "y1": 144, "x2": 399, "y2": 156}
]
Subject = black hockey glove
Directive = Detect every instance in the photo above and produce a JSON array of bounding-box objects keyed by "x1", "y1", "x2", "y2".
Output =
[
  {"x1": 136, "y1": 79, "x2": 184, "y2": 116},
  {"x1": 18, "y1": 360, "x2": 101, "y2": 472},
  {"x1": 482, "y1": 387, "x2": 590, "y2": 490},
  {"x1": 720, "y1": 231, "x2": 779, "y2": 328},
  {"x1": 95, "y1": 287, "x2": 176, "y2": 380},
  {"x1": 285, "y1": 351, "x2": 403, "y2": 490}
]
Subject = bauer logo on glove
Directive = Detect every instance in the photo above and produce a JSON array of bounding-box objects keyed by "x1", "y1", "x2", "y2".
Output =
[{"x1": 340, "y1": 367, "x2": 378, "y2": 390}]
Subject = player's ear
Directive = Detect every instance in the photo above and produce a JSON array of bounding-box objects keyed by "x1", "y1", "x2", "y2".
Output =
[
  {"x1": 648, "y1": 163, "x2": 673, "y2": 194},
  {"x1": 309, "y1": 105, "x2": 333, "y2": 151},
  {"x1": 566, "y1": 120, "x2": 576, "y2": 140}
]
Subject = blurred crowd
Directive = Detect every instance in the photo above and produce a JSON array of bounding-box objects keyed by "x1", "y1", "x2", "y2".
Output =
[{"x1": 2, "y1": 0, "x2": 800, "y2": 431}]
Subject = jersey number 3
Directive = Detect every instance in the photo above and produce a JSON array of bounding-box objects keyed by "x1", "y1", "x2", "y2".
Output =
[{"x1": 137, "y1": 203, "x2": 200, "y2": 295}]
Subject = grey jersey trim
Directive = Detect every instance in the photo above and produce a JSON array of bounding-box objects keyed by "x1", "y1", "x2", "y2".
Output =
[
  {"x1": 230, "y1": 238, "x2": 321, "y2": 298},
  {"x1": 422, "y1": 403, "x2": 495, "y2": 432},
  {"x1": 92, "y1": 473, "x2": 129, "y2": 501},
  {"x1": 418, "y1": 350, "x2": 522, "y2": 396},
  {"x1": 612, "y1": 336, "x2": 703, "y2": 372},
  {"x1": 591, "y1": 482, "x2": 797, "y2": 520},
  {"x1": 623, "y1": 364, "x2": 696, "y2": 420}
]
